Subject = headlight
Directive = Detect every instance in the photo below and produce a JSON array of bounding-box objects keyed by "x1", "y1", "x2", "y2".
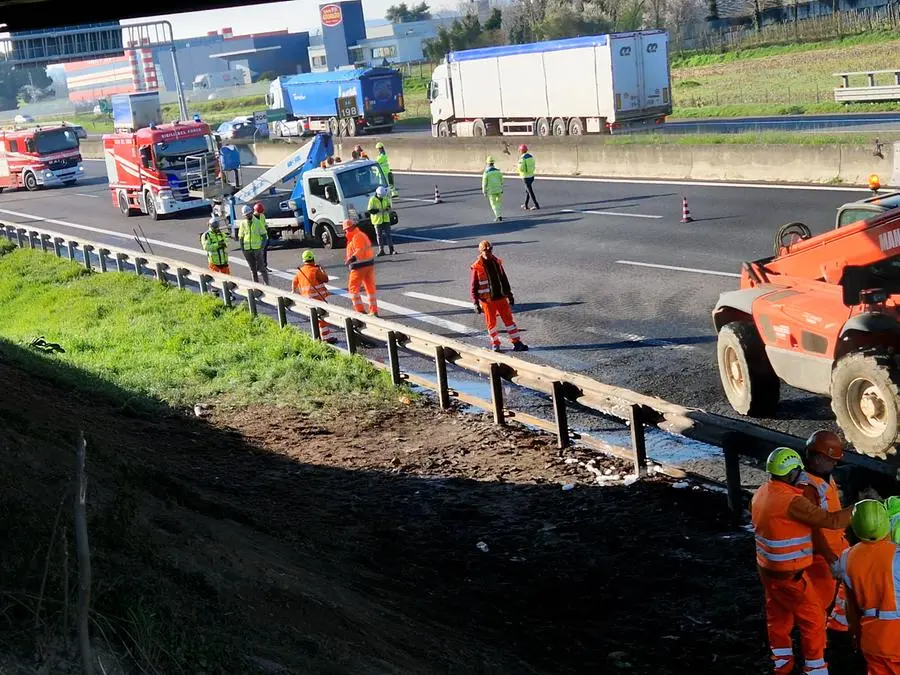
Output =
[
  {"x1": 44, "y1": 170, "x2": 53, "y2": 178},
  {"x1": 77, "y1": 166, "x2": 84, "y2": 172},
  {"x1": 288, "y1": 200, "x2": 297, "y2": 210},
  {"x1": 158, "y1": 190, "x2": 173, "y2": 200}
]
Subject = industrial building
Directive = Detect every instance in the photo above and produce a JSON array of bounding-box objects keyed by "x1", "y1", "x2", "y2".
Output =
[{"x1": 63, "y1": 27, "x2": 311, "y2": 103}]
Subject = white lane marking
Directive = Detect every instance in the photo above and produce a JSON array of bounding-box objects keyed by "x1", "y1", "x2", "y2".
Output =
[
  {"x1": 404, "y1": 291, "x2": 472, "y2": 308},
  {"x1": 393, "y1": 232, "x2": 459, "y2": 243},
  {"x1": 75, "y1": 193, "x2": 99, "y2": 199},
  {"x1": 0, "y1": 206, "x2": 472, "y2": 334},
  {"x1": 82, "y1": 158, "x2": 871, "y2": 193},
  {"x1": 561, "y1": 208, "x2": 662, "y2": 220},
  {"x1": 585, "y1": 327, "x2": 696, "y2": 352},
  {"x1": 396, "y1": 197, "x2": 439, "y2": 204},
  {"x1": 615, "y1": 259, "x2": 740, "y2": 278}
]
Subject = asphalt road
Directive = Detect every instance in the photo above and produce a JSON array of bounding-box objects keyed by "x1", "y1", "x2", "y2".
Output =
[
  {"x1": 0, "y1": 161, "x2": 877, "y2": 444},
  {"x1": 662, "y1": 111, "x2": 900, "y2": 135}
]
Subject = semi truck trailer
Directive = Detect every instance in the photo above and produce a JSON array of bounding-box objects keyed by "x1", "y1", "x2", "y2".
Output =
[
  {"x1": 267, "y1": 67, "x2": 405, "y2": 138},
  {"x1": 428, "y1": 30, "x2": 672, "y2": 137}
]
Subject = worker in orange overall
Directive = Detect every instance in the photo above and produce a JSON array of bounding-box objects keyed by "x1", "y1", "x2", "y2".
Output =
[
  {"x1": 798, "y1": 430, "x2": 851, "y2": 634},
  {"x1": 343, "y1": 218, "x2": 378, "y2": 316},
  {"x1": 751, "y1": 447, "x2": 853, "y2": 675},
  {"x1": 470, "y1": 240, "x2": 527, "y2": 353},
  {"x1": 837, "y1": 499, "x2": 900, "y2": 675},
  {"x1": 291, "y1": 249, "x2": 336, "y2": 344}
]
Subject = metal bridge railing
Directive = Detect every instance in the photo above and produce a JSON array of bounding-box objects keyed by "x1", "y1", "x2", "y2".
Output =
[{"x1": 3, "y1": 223, "x2": 895, "y2": 509}]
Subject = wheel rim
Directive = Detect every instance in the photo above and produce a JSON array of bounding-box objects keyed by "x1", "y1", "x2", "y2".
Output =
[
  {"x1": 570, "y1": 123, "x2": 582, "y2": 135},
  {"x1": 321, "y1": 227, "x2": 333, "y2": 249},
  {"x1": 553, "y1": 120, "x2": 566, "y2": 136},
  {"x1": 26, "y1": 174, "x2": 35, "y2": 189},
  {"x1": 723, "y1": 345, "x2": 747, "y2": 397},
  {"x1": 147, "y1": 196, "x2": 156, "y2": 218},
  {"x1": 846, "y1": 377, "x2": 889, "y2": 437}
]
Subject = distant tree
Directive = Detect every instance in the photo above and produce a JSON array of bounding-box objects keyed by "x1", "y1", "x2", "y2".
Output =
[
  {"x1": 256, "y1": 71, "x2": 277, "y2": 82},
  {"x1": 0, "y1": 62, "x2": 53, "y2": 108},
  {"x1": 485, "y1": 8, "x2": 503, "y2": 30},
  {"x1": 386, "y1": 1, "x2": 432, "y2": 23},
  {"x1": 706, "y1": 0, "x2": 719, "y2": 20}
]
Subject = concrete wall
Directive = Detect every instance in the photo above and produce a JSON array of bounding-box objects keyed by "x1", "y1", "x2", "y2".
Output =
[{"x1": 77, "y1": 137, "x2": 892, "y2": 187}]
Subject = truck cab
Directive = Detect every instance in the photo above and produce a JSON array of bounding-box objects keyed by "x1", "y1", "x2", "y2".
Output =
[
  {"x1": 0, "y1": 124, "x2": 84, "y2": 191},
  {"x1": 428, "y1": 62, "x2": 453, "y2": 137},
  {"x1": 835, "y1": 191, "x2": 900, "y2": 229}
]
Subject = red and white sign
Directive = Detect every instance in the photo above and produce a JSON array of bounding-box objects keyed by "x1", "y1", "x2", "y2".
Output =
[{"x1": 320, "y1": 3, "x2": 343, "y2": 27}]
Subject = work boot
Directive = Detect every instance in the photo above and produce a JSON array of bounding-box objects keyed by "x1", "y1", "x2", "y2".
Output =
[
  {"x1": 512, "y1": 341, "x2": 529, "y2": 352},
  {"x1": 390, "y1": 247, "x2": 396, "y2": 255},
  {"x1": 377, "y1": 249, "x2": 386, "y2": 257},
  {"x1": 492, "y1": 345, "x2": 502, "y2": 353},
  {"x1": 521, "y1": 204, "x2": 528, "y2": 210},
  {"x1": 495, "y1": 216, "x2": 503, "y2": 222}
]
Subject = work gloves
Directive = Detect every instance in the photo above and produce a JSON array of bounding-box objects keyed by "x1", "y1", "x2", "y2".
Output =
[
  {"x1": 508, "y1": 295, "x2": 515, "y2": 306},
  {"x1": 474, "y1": 302, "x2": 482, "y2": 314}
]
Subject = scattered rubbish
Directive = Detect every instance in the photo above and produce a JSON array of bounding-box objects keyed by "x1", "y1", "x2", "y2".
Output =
[
  {"x1": 564, "y1": 458, "x2": 578, "y2": 465},
  {"x1": 29, "y1": 335, "x2": 65, "y2": 354},
  {"x1": 672, "y1": 481, "x2": 690, "y2": 489},
  {"x1": 398, "y1": 394, "x2": 412, "y2": 405},
  {"x1": 193, "y1": 403, "x2": 211, "y2": 418},
  {"x1": 603, "y1": 468, "x2": 613, "y2": 476},
  {"x1": 510, "y1": 556, "x2": 527, "y2": 562},
  {"x1": 561, "y1": 483, "x2": 575, "y2": 491},
  {"x1": 622, "y1": 475, "x2": 639, "y2": 486},
  {"x1": 476, "y1": 541, "x2": 489, "y2": 553}
]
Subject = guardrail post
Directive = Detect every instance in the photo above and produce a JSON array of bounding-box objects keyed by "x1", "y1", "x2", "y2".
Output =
[
  {"x1": 276, "y1": 297, "x2": 288, "y2": 328},
  {"x1": 115, "y1": 253, "x2": 127, "y2": 273},
  {"x1": 82, "y1": 245, "x2": 93, "y2": 271},
  {"x1": 67, "y1": 241, "x2": 77, "y2": 262},
  {"x1": 199, "y1": 273, "x2": 210, "y2": 293},
  {"x1": 39, "y1": 234, "x2": 49, "y2": 253},
  {"x1": 53, "y1": 237, "x2": 64, "y2": 257},
  {"x1": 27, "y1": 231, "x2": 37, "y2": 249},
  {"x1": 247, "y1": 288, "x2": 259, "y2": 316},
  {"x1": 98, "y1": 248, "x2": 109, "y2": 272},
  {"x1": 387, "y1": 331, "x2": 402, "y2": 386},
  {"x1": 176, "y1": 267, "x2": 188, "y2": 290},
  {"x1": 155, "y1": 262, "x2": 169, "y2": 284},
  {"x1": 629, "y1": 404, "x2": 648, "y2": 478},
  {"x1": 135, "y1": 257, "x2": 147, "y2": 277},
  {"x1": 723, "y1": 434, "x2": 744, "y2": 524},
  {"x1": 489, "y1": 363, "x2": 506, "y2": 426},
  {"x1": 15, "y1": 228, "x2": 25, "y2": 248},
  {"x1": 309, "y1": 307, "x2": 321, "y2": 340},
  {"x1": 221, "y1": 281, "x2": 234, "y2": 308},
  {"x1": 551, "y1": 381, "x2": 570, "y2": 453},
  {"x1": 344, "y1": 317, "x2": 358, "y2": 354},
  {"x1": 434, "y1": 345, "x2": 450, "y2": 409}
]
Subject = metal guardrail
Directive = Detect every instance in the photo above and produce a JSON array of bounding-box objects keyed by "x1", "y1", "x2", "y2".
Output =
[
  {"x1": 2, "y1": 223, "x2": 896, "y2": 503},
  {"x1": 834, "y1": 70, "x2": 900, "y2": 103}
]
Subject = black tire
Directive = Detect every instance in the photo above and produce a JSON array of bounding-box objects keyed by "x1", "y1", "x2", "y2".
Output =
[
  {"x1": 346, "y1": 118, "x2": 357, "y2": 137},
  {"x1": 568, "y1": 117, "x2": 585, "y2": 135},
  {"x1": 552, "y1": 117, "x2": 567, "y2": 136},
  {"x1": 118, "y1": 191, "x2": 134, "y2": 217},
  {"x1": 535, "y1": 117, "x2": 551, "y2": 137},
  {"x1": 317, "y1": 222, "x2": 338, "y2": 250},
  {"x1": 438, "y1": 121, "x2": 450, "y2": 137},
  {"x1": 145, "y1": 192, "x2": 160, "y2": 221},
  {"x1": 831, "y1": 352, "x2": 900, "y2": 459},
  {"x1": 472, "y1": 119, "x2": 486, "y2": 137},
  {"x1": 328, "y1": 117, "x2": 339, "y2": 135},
  {"x1": 716, "y1": 321, "x2": 780, "y2": 416},
  {"x1": 24, "y1": 172, "x2": 38, "y2": 191}
]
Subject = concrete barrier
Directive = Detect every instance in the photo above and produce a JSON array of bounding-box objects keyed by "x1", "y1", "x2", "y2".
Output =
[{"x1": 80, "y1": 139, "x2": 103, "y2": 160}]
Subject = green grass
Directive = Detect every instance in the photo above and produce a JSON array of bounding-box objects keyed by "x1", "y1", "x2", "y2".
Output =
[
  {"x1": 0, "y1": 244, "x2": 402, "y2": 411},
  {"x1": 601, "y1": 131, "x2": 888, "y2": 145},
  {"x1": 671, "y1": 101, "x2": 900, "y2": 119}
]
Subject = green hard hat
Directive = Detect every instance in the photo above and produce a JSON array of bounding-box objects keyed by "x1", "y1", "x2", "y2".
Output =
[
  {"x1": 301, "y1": 249, "x2": 315, "y2": 263},
  {"x1": 851, "y1": 499, "x2": 890, "y2": 542},
  {"x1": 766, "y1": 447, "x2": 804, "y2": 477},
  {"x1": 486, "y1": 155, "x2": 495, "y2": 164},
  {"x1": 885, "y1": 495, "x2": 900, "y2": 517},
  {"x1": 375, "y1": 142, "x2": 384, "y2": 149}
]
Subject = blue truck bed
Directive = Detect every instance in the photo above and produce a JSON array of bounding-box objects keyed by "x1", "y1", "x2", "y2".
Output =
[{"x1": 277, "y1": 67, "x2": 405, "y2": 119}]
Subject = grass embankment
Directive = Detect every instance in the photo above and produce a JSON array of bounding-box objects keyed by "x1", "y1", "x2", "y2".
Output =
[
  {"x1": 0, "y1": 242, "x2": 401, "y2": 411},
  {"x1": 605, "y1": 131, "x2": 893, "y2": 145},
  {"x1": 671, "y1": 30, "x2": 900, "y2": 118}
]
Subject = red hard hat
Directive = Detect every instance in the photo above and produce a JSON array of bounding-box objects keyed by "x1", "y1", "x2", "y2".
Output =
[
  {"x1": 519, "y1": 144, "x2": 528, "y2": 153},
  {"x1": 253, "y1": 202, "x2": 264, "y2": 214},
  {"x1": 805, "y1": 430, "x2": 844, "y2": 461}
]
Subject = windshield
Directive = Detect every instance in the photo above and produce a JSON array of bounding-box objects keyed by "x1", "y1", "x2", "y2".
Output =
[
  {"x1": 337, "y1": 164, "x2": 387, "y2": 199},
  {"x1": 34, "y1": 128, "x2": 79, "y2": 154},
  {"x1": 154, "y1": 136, "x2": 211, "y2": 170}
]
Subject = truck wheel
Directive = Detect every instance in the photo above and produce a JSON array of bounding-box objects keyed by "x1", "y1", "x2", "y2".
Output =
[
  {"x1": 317, "y1": 222, "x2": 337, "y2": 250},
  {"x1": 346, "y1": 118, "x2": 357, "y2": 137},
  {"x1": 831, "y1": 352, "x2": 900, "y2": 458},
  {"x1": 716, "y1": 321, "x2": 780, "y2": 417},
  {"x1": 24, "y1": 172, "x2": 38, "y2": 191},
  {"x1": 144, "y1": 191, "x2": 160, "y2": 221},
  {"x1": 328, "y1": 117, "x2": 339, "y2": 135},
  {"x1": 552, "y1": 117, "x2": 567, "y2": 136},
  {"x1": 438, "y1": 121, "x2": 450, "y2": 137},
  {"x1": 535, "y1": 118, "x2": 551, "y2": 137},
  {"x1": 118, "y1": 191, "x2": 135, "y2": 217},
  {"x1": 472, "y1": 119, "x2": 486, "y2": 137},
  {"x1": 568, "y1": 118, "x2": 584, "y2": 135}
]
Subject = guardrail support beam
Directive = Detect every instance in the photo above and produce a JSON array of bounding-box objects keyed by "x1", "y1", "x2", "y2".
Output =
[
  {"x1": 67, "y1": 241, "x2": 77, "y2": 262},
  {"x1": 490, "y1": 363, "x2": 506, "y2": 426},
  {"x1": 551, "y1": 381, "x2": 570, "y2": 452},
  {"x1": 53, "y1": 237, "x2": 64, "y2": 257},
  {"x1": 15, "y1": 228, "x2": 24, "y2": 247},
  {"x1": 135, "y1": 257, "x2": 147, "y2": 277},
  {"x1": 222, "y1": 281, "x2": 234, "y2": 308},
  {"x1": 723, "y1": 434, "x2": 744, "y2": 524},
  {"x1": 115, "y1": 253, "x2": 127, "y2": 273},
  {"x1": 309, "y1": 307, "x2": 321, "y2": 340},
  {"x1": 247, "y1": 289, "x2": 258, "y2": 316},
  {"x1": 276, "y1": 297, "x2": 288, "y2": 328},
  {"x1": 387, "y1": 331, "x2": 402, "y2": 386},
  {"x1": 27, "y1": 230, "x2": 36, "y2": 249},
  {"x1": 176, "y1": 267, "x2": 188, "y2": 290},
  {"x1": 199, "y1": 273, "x2": 210, "y2": 293},
  {"x1": 98, "y1": 248, "x2": 109, "y2": 272},
  {"x1": 344, "y1": 317, "x2": 358, "y2": 355},
  {"x1": 629, "y1": 404, "x2": 648, "y2": 478},
  {"x1": 39, "y1": 233, "x2": 49, "y2": 253},
  {"x1": 155, "y1": 262, "x2": 169, "y2": 284},
  {"x1": 82, "y1": 245, "x2": 94, "y2": 271},
  {"x1": 435, "y1": 345, "x2": 450, "y2": 409}
]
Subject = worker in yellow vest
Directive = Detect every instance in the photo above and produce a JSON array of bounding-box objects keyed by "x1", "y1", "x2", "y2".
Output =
[
  {"x1": 517, "y1": 144, "x2": 540, "y2": 211},
  {"x1": 482, "y1": 156, "x2": 504, "y2": 222},
  {"x1": 367, "y1": 185, "x2": 396, "y2": 256},
  {"x1": 238, "y1": 204, "x2": 269, "y2": 285},
  {"x1": 375, "y1": 142, "x2": 398, "y2": 197},
  {"x1": 200, "y1": 217, "x2": 230, "y2": 274}
]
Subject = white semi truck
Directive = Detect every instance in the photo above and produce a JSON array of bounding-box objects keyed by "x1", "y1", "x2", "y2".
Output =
[{"x1": 428, "y1": 30, "x2": 672, "y2": 137}]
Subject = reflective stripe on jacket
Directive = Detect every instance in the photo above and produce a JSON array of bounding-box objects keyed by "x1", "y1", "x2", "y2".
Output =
[
  {"x1": 839, "y1": 540, "x2": 900, "y2": 658},
  {"x1": 518, "y1": 153, "x2": 535, "y2": 179},
  {"x1": 238, "y1": 216, "x2": 267, "y2": 250},
  {"x1": 201, "y1": 229, "x2": 228, "y2": 266},
  {"x1": 345, "y1": 228, "x2": 375, "y2": 270},
  {"x1": 799, "y1": 471, "x2": 849, "y2": 559},
  {"x1": 751, "y1": 480, "x2": 814, "y2": 573},
  {"x1": 482, "y1": 166, "x2": 504, "y2": 194},
  {"x1": 470, "y1": 255, "x2": 512, "y2": 302},
  {"x1": 292, "y1": 263, "x2": 330, "y2": 300},
  {"x1": 367, "y1": 195, "x2": 392, "y2": 227}
]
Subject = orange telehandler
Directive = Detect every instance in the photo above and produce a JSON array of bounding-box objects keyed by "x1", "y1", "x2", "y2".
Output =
[{"x1": 713, "y1": 186, "x2": 900, "y2": 460}]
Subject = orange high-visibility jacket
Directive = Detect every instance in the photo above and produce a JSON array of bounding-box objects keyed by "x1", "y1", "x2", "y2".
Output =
[
  {"x1": 839, "y1": 540, "x2": 900, "y2": 658},
  {"x1": 292, "y1": 263, "x2": 330, "y2": 301},
  {"x1": 799, "y1": 471, "x2": 849, "y2": 559},
  {"x1": 752, "y1": 481, "x2": 816, "y2": 573},
  {"x1": 345, "y1": 228, "x2": 374, "y2": 270},
  {"x1": 470, "y1": 256, "x2": 512, "y2": 302}
]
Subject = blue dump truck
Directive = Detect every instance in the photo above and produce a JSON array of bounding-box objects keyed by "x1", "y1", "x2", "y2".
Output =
[{"x1": 266, "y1": 67, "x2": 405, "y2": 138}]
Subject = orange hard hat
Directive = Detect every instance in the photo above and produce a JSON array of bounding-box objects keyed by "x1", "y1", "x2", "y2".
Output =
[
  {"x1": 342, "y1": 218, "x2": 356, "y2": 231},
  {"x1": 869, "y1": 174, "x2": 881, "y2": 191},
  {"x1": 478, "y1": 239, "x2": 492, "y2": 252},
  {"x1": 805, "y1": 430, "x2": 844, "y2": 461},
  {"x1": 253, "y1": 202, "x2": 264, "y2": 214},
  {"x1": 519, "y1": 144, "x2": 528, "y2": 153}
]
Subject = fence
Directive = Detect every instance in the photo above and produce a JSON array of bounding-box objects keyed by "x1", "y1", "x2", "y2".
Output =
[{"x1": 2, "y1": 223, "x2": 896, "y2": 505}]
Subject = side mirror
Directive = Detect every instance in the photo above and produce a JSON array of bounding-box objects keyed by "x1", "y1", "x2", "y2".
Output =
[{"x1": 139, "y1": 147, "x2": 151, "y2": 168}]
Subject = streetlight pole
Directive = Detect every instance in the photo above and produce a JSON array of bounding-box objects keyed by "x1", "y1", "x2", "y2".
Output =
[{"x1": 164, "y1": 21, "x2": 188, "y2": 121}]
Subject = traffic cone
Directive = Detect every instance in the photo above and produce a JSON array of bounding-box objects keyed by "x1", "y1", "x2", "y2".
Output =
[
  {"x1": 680, "y1": 195, "x2": 693, "y2": 223},
  {"x1": 434, "y1": 184, "x2": 442, "y2": 204}
]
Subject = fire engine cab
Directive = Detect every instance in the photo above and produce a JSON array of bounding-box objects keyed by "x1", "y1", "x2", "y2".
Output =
[
  {"x1": 0, "y1": 123, "x2": 84, "y2": 192},
  {"x1": 102, "y1": 92, "x2": 223, "y2": 220}
]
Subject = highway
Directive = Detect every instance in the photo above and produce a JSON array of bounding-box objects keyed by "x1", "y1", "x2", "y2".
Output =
[{"x1": 0, "y1": 160, "x2": 877, "y2": 441}]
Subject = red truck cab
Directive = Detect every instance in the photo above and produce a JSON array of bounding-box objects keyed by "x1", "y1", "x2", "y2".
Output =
[{"x1": 0, "y1": 124, "x2": 83, "y2": 192}]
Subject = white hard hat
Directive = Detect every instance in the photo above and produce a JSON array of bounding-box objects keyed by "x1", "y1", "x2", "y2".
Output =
[
  {"x1": 376, "y1": 186, "x2": 388, "y2": 198},
  {"x1": 241, "y1": 205, "x2": 252, "y2": 216},
  {"x1": 208, "y1": 216, "x2": 218, "y2": 227}
]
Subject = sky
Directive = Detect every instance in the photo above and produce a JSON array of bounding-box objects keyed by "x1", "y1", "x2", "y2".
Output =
[{"x1": 123, "y1": 0, "x2": 458, "y2": 39}]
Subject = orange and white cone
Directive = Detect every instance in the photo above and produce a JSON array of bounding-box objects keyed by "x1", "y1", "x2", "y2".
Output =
[
  {"x1": 434, "y1": 184, "x2": 442, "y2": 204},
  {"x1": 680, "y1": 195, "x2": 693, "y2": 223}
]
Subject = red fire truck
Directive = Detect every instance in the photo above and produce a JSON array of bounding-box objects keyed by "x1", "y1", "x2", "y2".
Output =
[
  {"x1": 0, "y1": 123, "x2": 84, "y2": 192},
  {"x1": 102, "y1": 120, "x2": 223, "y2": 220}
]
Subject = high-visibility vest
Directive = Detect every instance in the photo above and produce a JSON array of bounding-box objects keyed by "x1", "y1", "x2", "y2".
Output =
[
  {"x1": 798, "y1": 471, "x2": 849, "y2": 558},
  {"x1": 482, "y1": 166, "x2": 504, "y2": 194},
  {"x1": 293, "y1": 263, "x2": 329, "y2": 300},
  {"x1": 839, "y1": 540, "x2": 900, "y2": 658},
  {"x1": 200, "y1": 228, "x2": 228, "y2": 266},
  {"x1": 367, "y1": 195, "x2": 392, "y2": 227},
  {"x1": 239, "y1": 217, "x2": 267, "y2": 250},
  {"x1": 345, "y1": 228, "x2": 374, "y2": 270},
  {"x1": 471, "y1": 255, "x2": 506, "y2": 302},
  {"x1": 376, "y1": 152, "x2": 391, "y2": 175},
  {"x1": 518, "y1": 153, "x2": 536, "y2": 179},
  {"x1": 751, "y1": 480, "x2": 815, "y2": 573}
]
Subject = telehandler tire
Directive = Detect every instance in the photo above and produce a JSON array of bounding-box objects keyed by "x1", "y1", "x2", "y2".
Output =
[
  {"x1": 716, "y1": 321, "x2": 780, "y2": 417},
  {"x1": 831, "y1": 351, "x2": 900, "y2": 459}
]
